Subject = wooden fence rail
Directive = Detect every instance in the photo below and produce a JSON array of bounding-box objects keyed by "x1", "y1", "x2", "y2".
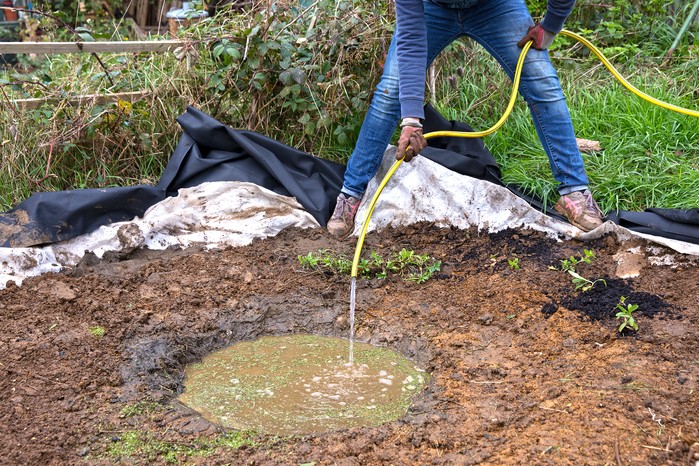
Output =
[
  {"x1": 1, "y1": 41, "x2": 182, "y2": 108},
  {"x1": 9, "y1": 91, "x2": 148, "y2": 110},
  {"x1": 0, "y1": 40, "x2": 183, "y2": 54}
]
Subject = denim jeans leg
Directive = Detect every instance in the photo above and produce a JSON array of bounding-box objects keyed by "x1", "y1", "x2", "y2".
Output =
[
  {"x1": 340, "y1": 40, "x2": 402, "y2": 199},
  {"x1": 462, "y1": 0, "x2": 590, "y2": 194},
  {"x1": 343, "y1": 0, "x2": 588, "y2": 198},
  {"x1": 342, "y1": 5, "x2": 461, "y2": 199}
]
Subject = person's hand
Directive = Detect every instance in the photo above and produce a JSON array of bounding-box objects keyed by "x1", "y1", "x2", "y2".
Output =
[
  {"x1": 516, "y1": 23, "x2": 557, "y2": 50},
  {"x1": 396, "y1": 122, "x2": 427, "y2": 162}
]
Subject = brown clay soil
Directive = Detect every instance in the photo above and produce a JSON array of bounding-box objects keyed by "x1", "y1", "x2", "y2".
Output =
[{"x1": 1, "y1": 223, "x2": 698, "y2": 465}]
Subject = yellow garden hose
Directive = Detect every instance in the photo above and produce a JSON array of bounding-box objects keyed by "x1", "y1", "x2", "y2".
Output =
[
  {"x1": 560, "y1": 30, "x2": 699, "y2": 118},
  {"x1": 350, "y1": 31, "x2": 699, "y2": 279}
]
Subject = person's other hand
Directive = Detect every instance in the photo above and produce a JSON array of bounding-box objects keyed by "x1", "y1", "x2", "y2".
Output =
[
  {"x1": 396, "y1": 126, "x2": 427, "y2": 162},
  {"x1": 516, "y1": 23, "x2": 556, "y2": 50}
]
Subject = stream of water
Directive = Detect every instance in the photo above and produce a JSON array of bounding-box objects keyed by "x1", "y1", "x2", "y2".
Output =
[{"x1": 349, "y1": 277, "x2": 356, "y2": 364}]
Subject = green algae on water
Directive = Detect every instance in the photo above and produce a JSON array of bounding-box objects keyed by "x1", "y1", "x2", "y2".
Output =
[{"x1": 178, "y1": 334, "x2": 429, "y2": 435}]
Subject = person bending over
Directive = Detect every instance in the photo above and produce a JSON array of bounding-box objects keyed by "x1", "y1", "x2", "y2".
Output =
[{"x1": 327, "y1": 0, "x2": 604, "y2": 237}]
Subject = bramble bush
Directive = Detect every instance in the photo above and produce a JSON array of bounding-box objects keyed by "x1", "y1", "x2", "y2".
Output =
[
  {"x1": 189, "y1": 0, "x2": 394, "y2": 151},
  {"x1": 0, "y1": 0, "x2": 393, "y2": 207},
  {"x1": 527, "y1": 0, "x2": 695, "y2": 59}
]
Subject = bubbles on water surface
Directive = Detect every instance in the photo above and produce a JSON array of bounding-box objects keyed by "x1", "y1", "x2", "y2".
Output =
[{"x1": 178, "y1": 334, "x2": 429, "y2": 435}]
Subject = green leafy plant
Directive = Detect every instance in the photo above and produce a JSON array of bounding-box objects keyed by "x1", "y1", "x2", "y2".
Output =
[
  {"x1": 88, "y1": 326, "x2": 105, "y2": 338},
  {"x1": 556, "y1": 249, "x2": 596, "y2": 273},
  {"x1": 298, "y1": 251, "x2": 320, "y2": 268},
  {"x1": 615, "y1": 296, "x2": 639, "y2": 332},
  {"x1": 407, "y1": 259, "x2": 442, "y2": 284},
  {"x1": 507, "y1": 257, "x2": 520, "y2": 270},
  {"x1": 197, "y1": 0, "x2": 392, "y2": 151},
  {"x1": 299, "y1": 249, "x2": 352, "y2": 275},
  {"x1": 298, "y1": 248, "x2": 441, "y2": 284},
  {"x1": 550, "y1": 249, "x2": 606, "y2": 291},
  {"x1": 568, "y1": 270, "x2": 606, "y2": 292}
]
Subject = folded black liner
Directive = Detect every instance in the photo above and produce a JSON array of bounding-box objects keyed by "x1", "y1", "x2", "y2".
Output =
[{"x1": 1, "y1": 106, "x2": 696, "y2": 248}]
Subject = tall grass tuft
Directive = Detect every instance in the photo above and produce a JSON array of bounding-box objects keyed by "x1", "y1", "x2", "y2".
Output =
[{"x1": 431, "y1": 35, "x2": 699, "y2": 214}]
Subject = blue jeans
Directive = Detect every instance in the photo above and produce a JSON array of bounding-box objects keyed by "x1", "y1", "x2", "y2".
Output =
[{"x1": 341, "y1": 0, "x2": 589, "y2": 199}]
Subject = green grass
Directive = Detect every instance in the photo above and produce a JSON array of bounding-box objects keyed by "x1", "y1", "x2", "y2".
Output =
[
  {"x1": 103, "y1": 429, "x2": 256, "y2": 464},
  {"x1": 118, "y1": 401, "x2": 162, "y2": 418},
  {"x1": 101, "y1": 401, "x2": 258, "y2": 463},
  {"x1": 431, "y1": 38, "x2": 699, "y2": 213}
]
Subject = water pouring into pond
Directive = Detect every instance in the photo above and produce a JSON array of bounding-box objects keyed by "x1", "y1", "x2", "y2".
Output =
[
  {"x1": 178, "y1": 334, "x2": 427, "y2": 435},
  {"x1": 349, "y1": 277, "x2": 356, "y2": 364}
]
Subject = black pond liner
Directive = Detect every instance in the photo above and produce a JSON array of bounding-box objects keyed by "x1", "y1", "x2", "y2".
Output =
[{"x1": 2, "y1": 105, "x2": 697, "y2": 248}]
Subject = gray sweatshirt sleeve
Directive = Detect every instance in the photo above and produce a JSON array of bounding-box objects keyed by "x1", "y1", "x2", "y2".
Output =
[
  {"x1": 394, "y1": 0, "x2": 576, "y2": 120},
  {"x1": 395, "y1": 0, "x2": 428, "y2": 120},
  {"x1": 541, "y1": 0, "x2": 576, "y2": 33}
]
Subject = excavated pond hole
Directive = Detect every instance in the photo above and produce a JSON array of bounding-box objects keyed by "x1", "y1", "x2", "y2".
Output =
[{"x1": 178, "y1": 334, "x2": 429, "y2": 435}]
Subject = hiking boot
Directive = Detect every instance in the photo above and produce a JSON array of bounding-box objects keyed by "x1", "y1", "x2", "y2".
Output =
[
  {"x1": 553, "y1": 189, "x2": 605, "y2": 232},
  {"x1": 327, "y1": 193, "x2": 361, "y2": 238}
]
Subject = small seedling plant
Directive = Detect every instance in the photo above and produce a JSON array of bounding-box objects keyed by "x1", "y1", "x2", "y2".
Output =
[
  {"x1": 549, "y1": 249, "x2": 606, "y2": 292},
  {"x1": 88, "y1": 326, "x2": 105, "y2": 338},
  {"x1": 559, "y1": 249, "x2": 596, "y2": 272},
  {"x1": 615, "y1": 296, "x2": 639, "y2": 332},
  {"x1": 568, "y1": 270, "x2": 606, "y2": 292},
  {"x1": 298, "y1": 249, "x2": 351, "y2": 275},
  {"x1": 508, "y1": 257, "x2": 520, "y2": 270},
  {"x1": 298, "y1": 248, "x2": 441, "y2": 284}
]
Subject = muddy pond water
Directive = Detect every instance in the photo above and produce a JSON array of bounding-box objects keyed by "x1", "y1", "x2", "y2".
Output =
[{"x1": 178, "y1": 334, "x2": 429, "y2": 435}]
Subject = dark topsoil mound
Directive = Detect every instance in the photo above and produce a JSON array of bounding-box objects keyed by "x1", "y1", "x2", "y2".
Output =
[{"x1": 1, "y1": 223, "x2": 698, "y2": 465}]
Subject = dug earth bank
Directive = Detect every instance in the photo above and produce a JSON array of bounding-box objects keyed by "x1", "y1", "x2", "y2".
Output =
[{"x1": 1, "y1": 223, "x2": 697, "y2": 464}]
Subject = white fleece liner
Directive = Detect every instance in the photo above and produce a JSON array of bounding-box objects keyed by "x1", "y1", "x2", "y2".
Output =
[{"x1": 0, "y1": 149, "x2": 696, "y2": 289}]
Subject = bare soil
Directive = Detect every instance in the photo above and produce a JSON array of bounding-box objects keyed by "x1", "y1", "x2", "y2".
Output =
[{"x1": 1, "y1": 223, "x2": 698, "y2": 465}]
